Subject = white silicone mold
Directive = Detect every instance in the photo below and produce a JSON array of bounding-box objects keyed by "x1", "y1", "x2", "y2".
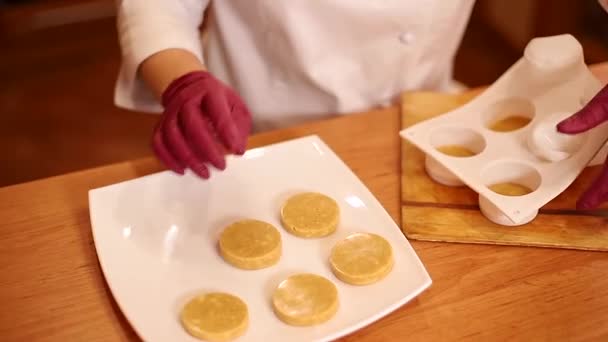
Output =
[{"x1": 400, "y1": 34, "x2": 608, "y2": 225}]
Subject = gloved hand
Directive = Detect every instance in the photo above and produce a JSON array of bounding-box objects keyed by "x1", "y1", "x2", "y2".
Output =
[
  {"x1": 557, "y1": 84, "x2": 608, "y2": 209},
  {"x1": 152, "y1": 71, "x2": 252, "y2": 179}
]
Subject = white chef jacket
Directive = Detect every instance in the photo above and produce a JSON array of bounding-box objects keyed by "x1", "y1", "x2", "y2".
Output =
[{"x1": 115, "y1": 0, "x2": 475, "y2": 131}]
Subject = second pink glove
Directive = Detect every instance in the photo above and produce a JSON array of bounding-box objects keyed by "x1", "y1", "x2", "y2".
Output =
[
  {"x1": 557, "y1": 84, "x2": 608, "y2": 209},
  {"x1": 152, "y1": 71, "x2": 252, "y2": 179}
]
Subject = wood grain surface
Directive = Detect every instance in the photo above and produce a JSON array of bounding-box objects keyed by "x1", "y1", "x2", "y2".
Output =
[
  {"x1": 400, "y1": 66, "x2": 608, "y2": 251},
  {"x1": 0, "y1": 64, "x2": 607, "y2": 342}
]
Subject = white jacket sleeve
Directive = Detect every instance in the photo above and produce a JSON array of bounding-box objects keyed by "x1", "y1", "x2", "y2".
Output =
[{"x1": 114, "y1": 0, "x2": 209, "y2": 113}]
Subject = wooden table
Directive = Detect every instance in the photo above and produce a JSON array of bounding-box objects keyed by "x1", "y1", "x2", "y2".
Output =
[{"x1": 1, "y1": 63, "x2": 608, "y2": 342}]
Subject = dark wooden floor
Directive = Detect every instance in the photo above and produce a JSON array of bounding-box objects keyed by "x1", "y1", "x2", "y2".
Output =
[{"x1": 1, "y1": 2, "x2": 606, "y2": 187}]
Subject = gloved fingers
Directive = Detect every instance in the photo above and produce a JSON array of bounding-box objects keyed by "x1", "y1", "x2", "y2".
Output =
[
  {"x1": 161, "y1": 71, "x2": 210, "y2": 108},
  {"x1": 201, "y1": 91, "x2": 242, "y2": 154},
  {"x1": 151, "y1": 118, "x2": 186, "y2": 174},
  {"x1": 181, "y1": 100, "x2": 227, "y2": 170},
  {"x1": 226, "y1": 91, "x2": 252, "y2": 155},
  {"x1": 231, "y1": 106, "x2": 252, "y2": 155},
  {"x1": 189, "y1": 160, "x2": 211, "y2": 179},
  {"x1": 163, "y1": 105, "x2": 212, "y2": 179},
  {"x1": 577, "y1": 159, "x2": 608, "y2": 210},
  {"x1": 558, "y1": 84, "x2": 608, "y2": 134}
]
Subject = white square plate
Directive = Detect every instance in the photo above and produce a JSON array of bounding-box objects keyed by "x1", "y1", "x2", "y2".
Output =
[{"x1": 89, "y1": 135, "x2": 431, "y2": 342}]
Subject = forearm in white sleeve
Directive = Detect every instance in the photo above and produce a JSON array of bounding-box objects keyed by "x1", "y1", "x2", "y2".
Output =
[{"x1": 114, "y1": 0, "x2": 209, "y2": 112}]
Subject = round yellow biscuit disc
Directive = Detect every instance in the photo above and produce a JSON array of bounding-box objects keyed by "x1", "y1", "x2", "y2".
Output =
[
  {"x1": 180, "y1": 292, "x2": 248, "y2": 342},
  {"x1": 488, "y1": 182, "x2": 533, "y2": 196},
  {"x1": 436, "y1": 145, "x2": 476, "y2": 157},
  {"x1": 219, "y1": 219, "x2": 282, "y2": 270},
  {"x1": 272, "y1": 273, "x2": 339, "y2": 326},
  {"x1": 280, "y1": 192, "x2": 339, "y2": 238},
  {"x1": 330, "y1": 233, "x2": 393, "y2": 285}
]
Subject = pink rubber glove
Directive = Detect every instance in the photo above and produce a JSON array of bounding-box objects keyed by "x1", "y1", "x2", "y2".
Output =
[
  {"x1": 557, "y1": 84, "x2": 608, "y2": 209},
  {"x1": 152, "y1": 71, "x2": 252, "y2": 179}
]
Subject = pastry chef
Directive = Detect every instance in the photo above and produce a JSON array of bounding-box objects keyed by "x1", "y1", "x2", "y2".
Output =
[{"x1": 113, "y1": 0, "x2": 607, "y2": 209}]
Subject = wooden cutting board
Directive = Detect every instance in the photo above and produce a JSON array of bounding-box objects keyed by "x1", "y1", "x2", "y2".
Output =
[{"x1": 400, "y1": 88, "x2": 608, "y2": 251}]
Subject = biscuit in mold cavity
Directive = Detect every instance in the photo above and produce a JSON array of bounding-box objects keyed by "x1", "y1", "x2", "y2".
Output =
[{"x1": 527, "y1": 111, "x2": 587, "y2": 162}]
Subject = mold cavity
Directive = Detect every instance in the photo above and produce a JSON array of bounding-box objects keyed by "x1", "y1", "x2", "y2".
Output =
[
  {"x1": 481, "y1": 161, "x2": 542, "y2": 197},
  {"x1": 527, "y1": 111, "x2": 587, "y2": 162},
  {"x1": 430, "y1": 126, "x2": 486, "y2": 158},
  {"x1": 436, "y1": 145, "x2": 476, "y2": 157},
  {"x1": 484, "y1": 98, "x2": 535, "y2": 132},
  {"x1": 488, "y1": 183, "x2": 533, "y2": 196},
  {"x1": 490, "y1": 117, "x2": 532, "y2": 132}
]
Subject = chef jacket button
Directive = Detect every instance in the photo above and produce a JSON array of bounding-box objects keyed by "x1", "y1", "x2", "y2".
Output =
[{"x1": 399, "y1": 31, "x2": 415, "y2": 45}]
